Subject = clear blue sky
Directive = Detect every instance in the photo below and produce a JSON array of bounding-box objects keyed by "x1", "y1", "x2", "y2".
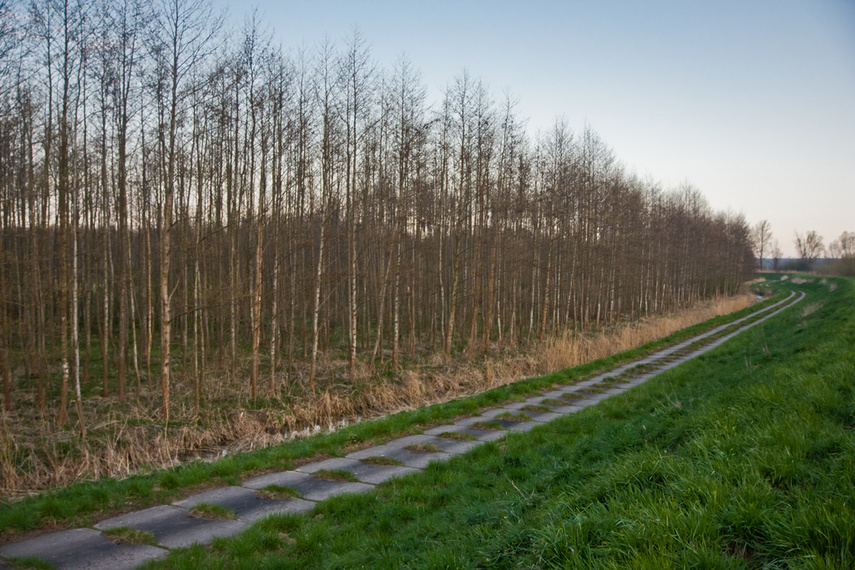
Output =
[{"x1": 221, "y1": 0, "x2": 855, "y2": 257}]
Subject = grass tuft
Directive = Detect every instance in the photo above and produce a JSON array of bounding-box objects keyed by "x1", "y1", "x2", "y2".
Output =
[
  {"x1": 436, "y1": 431, "x2": 476, "y2": 441},
  {"x1": 521, "y1": 405, "x2": 553, "y2": 413},
  {"x1": 470, "y1": 421, "x2": 504, "y2": 431},
  {"x1": 310, "y1": 469, "x2": 360, "y2": 483},
  {"x1": 359, "y1": 456, "x2": 403, "y2": 467},
  {"x1": 189, "y1": 503, "x2": 237, "y2": 521},
  {"x1": 102, "y1": 525, "x2": 159, "y2": 546},
  {"x1": 494, "y1": 412, "x2": 532, "y2": 422},
  {"x1": 256, "y1": 485, "x2": 302, "y2": 500}
]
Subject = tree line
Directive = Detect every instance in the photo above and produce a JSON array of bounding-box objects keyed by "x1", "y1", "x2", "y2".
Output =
[
  {"x1": 0, "y1": 0, "x2": 755, "y2": 432},
  {"x1": 752, "y1": 221, "x2": 854, "y2": 274}
]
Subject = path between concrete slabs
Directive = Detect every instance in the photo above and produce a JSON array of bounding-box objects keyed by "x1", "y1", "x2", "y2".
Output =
[{"x1": 0, "y1": 291, "x2": 802, "y2": 569}]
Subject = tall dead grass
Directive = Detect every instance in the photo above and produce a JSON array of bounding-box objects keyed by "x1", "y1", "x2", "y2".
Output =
[
  {"x1": 0, "y1": 293, "x2": 755, "y2": 498},
  {"x1": 540, "y1": 294, "x2": 754, "y2": 373}
]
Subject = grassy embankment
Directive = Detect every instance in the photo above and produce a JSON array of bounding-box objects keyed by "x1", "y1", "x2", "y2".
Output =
[
  {"x1": 143, "y1": 274, "x2": 854, "y2": 568},
  {"x1": 0, "y1": 290, "x2": 781, "y2": 538}
]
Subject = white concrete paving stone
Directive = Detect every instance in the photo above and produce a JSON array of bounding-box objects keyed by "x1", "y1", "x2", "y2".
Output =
[
  {"x1": 381, "y1": 433, "x2": 482, "y2": 455},
  {"x1": 524, "y1": 411, "x2": 566, "y2": 422},
  {"x1": 502, "y1": 402, "x2": 533, "y2": 410},
  {"x1": 94, "y1": 505, "x2": 247, "y2": 549},
  {"x1": 422, "y1": 424, "x2": 507, "y2": 442},
  {"x1": 422, "y1": 424, "x2": 464, "y2": 436},
  {"x1": 542, "y1": 404, "x2": 585, "y2": 414},
  {"x1": 295, "y1": 457, "x2": 420, "y2": 485},
  {"x1": 172, "y1": 485, "x2": 307, "y2": 523},
  {"x1": 451, "y1": 415, "x2": 510, "y2": 428},
  {"x1": 476, "y1": 407, "x2": 564, "y2": 423},
  {"x1": 521, "y1": 396, "x2": 548, "y2": 404},
  {"x1": 479, "y1": 408, "x2": 529, "y2": 419},
  {"x1": 346, "y1": 445, "x2": 450, "y2": 469},
  {"x1": 0, "y1": 528, "x2": 167, "y2": 570},
  {"x1": 504, "y1": 421, "x2": 540, "y2": 432},
  {"x1": 241, "y1": 470, "x2": 375, "y2": 501},
  {"x1": 384, "y1": 434, "x2": 444, "y2": 448},
  {"x1": 539, "y1": 390, "x2": 569, "y2": 399}
]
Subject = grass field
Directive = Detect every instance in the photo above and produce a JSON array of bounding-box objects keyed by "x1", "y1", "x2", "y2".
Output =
[{"x1": 131, "y1": 274, "x2": 854, "y2": 569}]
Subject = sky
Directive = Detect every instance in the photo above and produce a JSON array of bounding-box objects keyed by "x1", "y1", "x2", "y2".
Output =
[{"x1": 219, "y1": 0, "x2": 855, "y2": 257}]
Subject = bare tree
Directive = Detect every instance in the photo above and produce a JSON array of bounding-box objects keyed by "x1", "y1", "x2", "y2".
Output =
[
  {"x1": 751, "y1": 219, "x2": 772, "y2": 270},
  {"x1": 771, "y1": 239, "x2": 783, "y2": 271},
  {"x1": 151, "y1": 0, "x2": 220, "y2": 424},
  {"x1": 793, "y1": 230, "x2": 825, "y2": 268},
  {"x1": 828, "y1": 231, "x2": 855, "y2": 259}
]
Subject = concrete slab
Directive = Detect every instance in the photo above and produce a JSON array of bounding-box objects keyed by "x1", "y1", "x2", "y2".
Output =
[
  {"x1": 479, "y1": 408, "x2": 525, "y2": 419},
  {"x1": 541, "y1": 390, "x2": 568, "y2": 398},
  {"x1": 241, "y1": 470, "x2": 374, "y2": 501},
  {"x1": 422, "y1": 424, "x2": 507, "y2": 442},
  {"x1": 454, "y1": 415, "x2": 539, "y2": 432},
  {"x1": 346, "y1": 445, "x2": 449, "y2": 469},
  {"x1": 296, "y1": 457, "x2": 420, "y2": 484},
  {"x1": 576, "y1": 392, "x2": 610, "y2": 401},
  {"x1": 518, "y1": 397, "x2": 547, "y2": 405},
  {"x1": 384, "y1": 434, "x2": 481, "y2": 455},
  {"x1": 94, "y1": 504, "x2": 246, "y2": 549},
  {"x1": 523, "y1": 411, "x2": 565, "y2": 422},
  {"x1": 504, "y1": 421, "x2": 540, "y2": 433},
  {"x1": 539, "y1": 403, "x2": 583, "y2": 414},
  {"x1": 173, "y1": 485, "x2": 310, "y2": 522},
  {"x1": 477, "y1": 407, "x2": 564, "y2": 424},
  {"x1": 451, "y1": 415, "x2": 507, "y2": 428},
  {"x1": 0, "y1": 528, "x2": 166, "y2": 570}
]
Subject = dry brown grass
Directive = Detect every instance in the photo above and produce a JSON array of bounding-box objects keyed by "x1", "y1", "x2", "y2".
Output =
[
  {"x1": 0, "y1": 292, "x2": 756, "y2": 498},
  {"x1": 800, "y1": 302, "x2": 822, "y2": 318},
  {"x1": 540, "y1": 294, "x2": 754, "y2": 373}
]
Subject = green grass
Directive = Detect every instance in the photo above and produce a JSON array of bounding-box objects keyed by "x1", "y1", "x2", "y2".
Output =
[
  {"x1": 188, "y1": 503, "x2": 237, "y2": 521},
  {"x1": 310, "y1": 469, "x2": 360, "y2": 483},
  {"x1": 521, "y1": 404, "x2": 553, "y2": 413},
  {"x1": 0, "y1": 288, "x2": 791, "y2": 537},
  {"x1": 494, "y1": 411, "x2": 532, "y2": 422},
  {"x1": 436, "y1": 431, "x2": 476, "y2": 441},
  {"x1": 256, "y1": 485, "x2": 302, "y2": 500},
  {"x1": 138, "y1": 275, "x2": 855, "y2": 568}
]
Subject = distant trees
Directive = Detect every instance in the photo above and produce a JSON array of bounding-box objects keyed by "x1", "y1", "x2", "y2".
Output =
[
  {"x1": 771, "y1": 239, "x2": 783, "y2": 271},
  {"x1": 794, "y1": 230, "x2": 825, "y2": 268},
  {"x1": 828, "y1": 231, "x2": 855, "y2": 259},
  {"x1": 827, "y1": 231, "x2": 855, "y2": 276},
  {"x1": 0, "y1": 0, "x2": 755, "y2": 428}
]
